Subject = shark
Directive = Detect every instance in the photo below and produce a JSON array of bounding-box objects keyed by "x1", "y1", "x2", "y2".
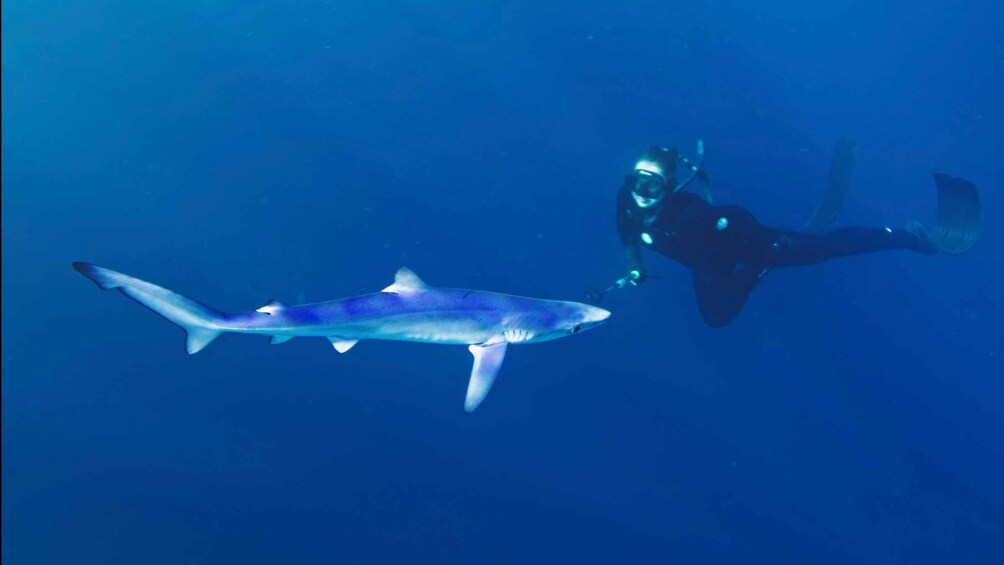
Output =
[{"x1": 72, "y1": 262, "x2": 611, "y2": 411}]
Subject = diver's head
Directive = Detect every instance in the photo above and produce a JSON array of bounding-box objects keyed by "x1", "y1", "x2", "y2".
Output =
[
  {"x1": 632, "y1": 170, "x2": 667, "y2": 208},
  {"x1": 631, "y1": 146, "x2": 676, "y2": 208}
]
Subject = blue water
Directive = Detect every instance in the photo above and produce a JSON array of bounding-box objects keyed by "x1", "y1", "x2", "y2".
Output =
[{"x1": 4, "y1": 1, "x2": 1003, "y2": 563}]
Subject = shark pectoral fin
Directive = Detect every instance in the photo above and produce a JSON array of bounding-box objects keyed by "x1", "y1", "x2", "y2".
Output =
[
  {"x1": 270, "y1": 335, "x2": 293, "y2": 345},
  {"x1": 328, "y1": 337, "x2": 359, "y2": 353},
  {"x1": 465, "y1": 342, "x2": 508, "y2": 412}
]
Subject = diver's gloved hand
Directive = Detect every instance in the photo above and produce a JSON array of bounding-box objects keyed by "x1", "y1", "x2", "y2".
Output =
[{"x1": 626, "y1": 264, "x2": 648, "y2": 285}]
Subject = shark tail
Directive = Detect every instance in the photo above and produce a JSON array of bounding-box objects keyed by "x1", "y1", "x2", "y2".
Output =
[{"x1": 72, "y1": 262, "x2": 227, "y2": 354}]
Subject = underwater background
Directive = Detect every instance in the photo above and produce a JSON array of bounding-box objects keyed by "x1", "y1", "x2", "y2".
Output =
[{"x1": 4, "y1": 1, "x2": 1003, "y2": 562}]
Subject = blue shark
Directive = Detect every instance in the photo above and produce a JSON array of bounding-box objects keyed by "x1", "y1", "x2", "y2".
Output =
[{"x1": 72, "y1": 262, "x2": 610, "y2": 411}]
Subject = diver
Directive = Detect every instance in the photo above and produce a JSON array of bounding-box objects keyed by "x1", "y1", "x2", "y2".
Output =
[{"x1": 589, "y1": 140, "x2": 982, "y2": 327}]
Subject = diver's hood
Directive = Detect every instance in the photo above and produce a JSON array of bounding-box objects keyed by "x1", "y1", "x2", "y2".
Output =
[
  {"x1": 633, "y1": 146, "x2": 678, "y2": 179},
  {"x1": 634, "y1": 159, "x2": 666, "y2": 177}
]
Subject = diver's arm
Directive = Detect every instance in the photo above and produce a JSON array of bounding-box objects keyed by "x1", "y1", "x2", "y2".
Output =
[
  {"x1": 624, "y1": 243, "x2": 646, "y2": 282},
  {"x1": 616, "y1": 187, "x2": 647, "y2": 282}
]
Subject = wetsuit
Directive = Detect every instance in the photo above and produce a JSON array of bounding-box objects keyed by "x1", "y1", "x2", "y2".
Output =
[{"x1": 616, "y1": 176, "x2": 934, "y2": 327}]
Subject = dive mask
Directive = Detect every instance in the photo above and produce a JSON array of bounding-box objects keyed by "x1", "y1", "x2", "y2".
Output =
[{"x1": 631, "y1": 170, "x2": 667, "y2": 208}]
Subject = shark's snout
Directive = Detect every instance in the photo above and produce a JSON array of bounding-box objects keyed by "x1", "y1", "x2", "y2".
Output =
[{"x1": 583, "y1": 305, "x2": 611, "y2": 326}]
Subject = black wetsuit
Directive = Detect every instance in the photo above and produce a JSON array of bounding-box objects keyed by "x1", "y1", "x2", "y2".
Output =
[{"x1": 616, "y1": 176, "x2": 932, "y2": 327}]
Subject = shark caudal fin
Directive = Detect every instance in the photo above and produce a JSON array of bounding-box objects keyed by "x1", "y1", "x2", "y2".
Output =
[{"x1": 72, "y1": 262, "x2": 226, "y2": 354}]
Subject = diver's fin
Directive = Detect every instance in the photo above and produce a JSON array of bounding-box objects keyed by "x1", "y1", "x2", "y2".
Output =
[
  {"x1": 328, "y1": 337, "x2": 359, "y2": 353},
  {"x1": 256, "y1": 300, "x2": 286, "y2": 315},
  {"x1": 465, "y1": 342, "x2": 508, "y2": 412},
  {"x1": 909, "y1": 173, "x2": 981, "y2": 254},
  {"x1": 382, "y1": 267, "x2": 430, "y2": 294},
  {"x1": 270, "y1": 335, "x2": 293, "y2": 345},
  {"x1": 804, "y1": 138, "x2": 857, "y2": 234}
]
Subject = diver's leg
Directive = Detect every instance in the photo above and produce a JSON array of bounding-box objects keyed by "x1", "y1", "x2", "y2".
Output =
[
  {"x1": 683, "y1": 206, "x2": 775, "y2": 327},
  {"x1": 767, "y1": 172, "x2": 982, "y2": 267},
  {"x1": 692, "y1": 266, "x2": 765, "y2": 328},
  {"x1": 763, "y1": 226, "x2": 935, "y2": 268}
]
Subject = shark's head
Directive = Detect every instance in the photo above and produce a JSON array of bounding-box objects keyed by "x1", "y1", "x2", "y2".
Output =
[
  {"x1": 570, "y1": 303, "x2": 612, "y2": 333},
  {"x1": 511, "y1": 301, "x2": 610, "y2": 344}
]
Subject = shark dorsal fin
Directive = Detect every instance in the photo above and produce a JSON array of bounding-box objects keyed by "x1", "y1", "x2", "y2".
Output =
[
  {"x1": 382, "y1": 267, "x2": 430, "y2": 294},
  {"x1": 256, "y1": 299, "x2": 286, "y2": 315}
]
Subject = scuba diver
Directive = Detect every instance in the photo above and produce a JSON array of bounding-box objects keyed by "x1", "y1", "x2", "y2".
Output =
[{"x1": 588, "y1": 140, "x2": 982, "y2": 327}]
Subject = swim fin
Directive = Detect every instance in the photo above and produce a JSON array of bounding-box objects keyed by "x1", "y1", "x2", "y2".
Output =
[
  {"x1": 906, "y1": 173, "x2": 981, "y2": 254},
  {"x1": 804, "y1": 138, "x2": 857, "y2": 234}
]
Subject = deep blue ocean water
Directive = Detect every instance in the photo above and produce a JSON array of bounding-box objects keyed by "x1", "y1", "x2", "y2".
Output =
[{"x1": 3, "y1": 1, "x2": 1003, "y2": 563}]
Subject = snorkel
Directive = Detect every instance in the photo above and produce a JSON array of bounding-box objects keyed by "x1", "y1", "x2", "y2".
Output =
[{"x1": 673, "y1": 139, "x2": 706, "y2": 193}]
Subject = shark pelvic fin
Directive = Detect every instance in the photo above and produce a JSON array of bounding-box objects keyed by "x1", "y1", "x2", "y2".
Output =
[
  {"x1": 465, "y1": 342, "x2": 508, "y2": 412},
  {"x1": 382, "y1": 267, "x2": 429, "y2": 294},
  {"x1": 328, "y1": 337, "x2": 359, "y2": 353},
  {"x1": 256, "y1": 300, "x2": 286, "y2": 315},
  {"x1": 270, "y1": 335, "x2": 293, "y2": 345}
]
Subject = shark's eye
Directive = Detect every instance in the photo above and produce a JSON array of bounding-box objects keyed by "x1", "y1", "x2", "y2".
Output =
[{"x1": 571, "y1": 325, "x2": 582, "y2": 334}]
